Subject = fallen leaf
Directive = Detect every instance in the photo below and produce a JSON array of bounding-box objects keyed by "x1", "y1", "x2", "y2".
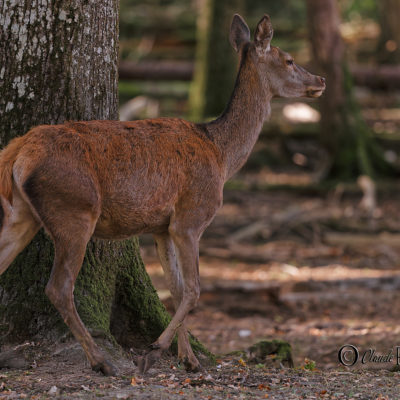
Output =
[
  {"x1": 182, "y1": 378, "x2": 191, "y2": 386},
  {"x1": 238, "y1": 358, "x2": 247, "y2": 367},
  {"x1": 258, "y1": 384, "x2": 271, "y2": 390}
]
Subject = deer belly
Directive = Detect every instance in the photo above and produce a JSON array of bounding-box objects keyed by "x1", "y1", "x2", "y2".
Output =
[{"x1": 93, "y1": 203, "x2": 172, "y2": 239}]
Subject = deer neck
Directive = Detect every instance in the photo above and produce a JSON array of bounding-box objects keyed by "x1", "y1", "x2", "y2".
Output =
[{"x1": 205, "y1": 58, "x2": 272, "y2": 180}]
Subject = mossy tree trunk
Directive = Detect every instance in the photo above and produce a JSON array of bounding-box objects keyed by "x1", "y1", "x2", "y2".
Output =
[
  {"x1": 190, "y1": 0, "x2": 243, "y2": 121},
  {"x1": 306, "y1": 0, "x2": 391, "y2": 180},
  {"x1": 0, "y1": 0, "x2": 170, "y2": 351}
]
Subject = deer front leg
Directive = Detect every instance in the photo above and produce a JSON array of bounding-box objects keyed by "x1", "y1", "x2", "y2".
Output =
[
  {"x1": 139, "y1": 228, "x2": 200, "y2": 374},
  {"x1": 153, "y1": 233, "x2": 200, "y2": 371}
]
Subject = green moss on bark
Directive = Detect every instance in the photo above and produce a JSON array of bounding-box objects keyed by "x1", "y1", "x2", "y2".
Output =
[
  {"x1": 0, "y1": 231, "x2": 65, "y2": 342},
  {"x1": 248, "y1": 339, "x2": 293, "y2": 367},
  {"x1": 188, "y1": 333, "x2": 216, "y2": 364},
  {"x1": 110, "y1": 238, "x2": 171, "y2": 348},
  {"x1": 109, "y1": 237, "x2": 215, "y2": 361},
  {"x1": 74, "y1": 241, "x2": 120, "y2": 338}
]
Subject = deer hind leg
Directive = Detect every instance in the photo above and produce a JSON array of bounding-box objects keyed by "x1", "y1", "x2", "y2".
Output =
[
  {"x1": 140, "y1": 224, "x2": 201, "y2": 374},
  {"x1": 0, "y1": 191, "x2": 40, "y2": 275},
  {"x1": 44, "y1": 220, "x2": 117, "y2": 376},
  {"x1": 153, "y1": 233, "x2": 200, "y2": 372},
  {"x1": 21, "y1": 170, "x2": 116, "y2": 375}
]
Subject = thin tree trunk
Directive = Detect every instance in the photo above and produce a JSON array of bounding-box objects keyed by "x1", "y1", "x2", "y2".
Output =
[
  {"x1": 306, "y1": 0, "x2": 391, "y2": 180},
  {"x1": 0, "y1": 0, "x2": 170, "y2": 353},
  {"x1": 377, "y1": 0, "x2": 400, "y2": 64},
  {"x1": 307, "y1": 0, "x2": 344, "y2": 158},
  {"x1": 190, "y1": 0, "x2": 243, "y2": 120}
]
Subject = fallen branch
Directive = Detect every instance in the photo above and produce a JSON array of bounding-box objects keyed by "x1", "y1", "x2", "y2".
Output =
[
  {"x1": 325, "y1": 232, "x2": 400, "y2": 247},
  {"x1": 227, "y1": 205, "x2": 306, "y2": 244},
  {"x1": 119, "y1": 60, "x2": 193, "y2": 81},
  {"x1": 226, "y1": 201, "x2": 332, "y2": 244},
  {"x1": 118, "y1": 61, "x2": 400, "y2": 90},
  {"x1": 0, "y1": 345, "x2": 29, "y2": 369},
  {"x1": 350, "y1": 64, "x2": 400, "y2": 90}
]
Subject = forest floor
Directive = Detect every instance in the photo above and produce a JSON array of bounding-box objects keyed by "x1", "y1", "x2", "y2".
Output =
[{"x1": 2, "y1": 175, "x2": 400, "y2": 399}]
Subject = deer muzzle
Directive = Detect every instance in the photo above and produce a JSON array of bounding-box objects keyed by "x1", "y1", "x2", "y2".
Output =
[{"x1": 306, "y1": 76, "x2": 326, "y2": 98}]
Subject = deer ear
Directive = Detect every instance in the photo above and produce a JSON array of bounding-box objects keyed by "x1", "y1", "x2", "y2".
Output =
[
  {"x1": 229, "y1": 14, "x2": 250, "y2": 52},
  {"x1": 254, "y1": 14, "x2": 273, "y2": 52}
]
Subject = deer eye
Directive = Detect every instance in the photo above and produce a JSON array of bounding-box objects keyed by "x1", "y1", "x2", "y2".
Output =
[{"x1": 286, "y1": 59, "x2": 294, "y2": 66}]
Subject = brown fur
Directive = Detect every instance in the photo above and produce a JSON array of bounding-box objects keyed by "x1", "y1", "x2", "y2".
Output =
[
  {"x1": 0, "y1": 135, "x2": 26, "y2": 203},
  {"x1": 0, "y1": 14, "x2": 325, "y2": 375},
  {"x1": 14, "y1": 119, "x2": 223, "y2": 239}
]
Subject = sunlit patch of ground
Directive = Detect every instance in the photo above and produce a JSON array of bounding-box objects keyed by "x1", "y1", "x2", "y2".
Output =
[
  {"x1": 142, "y1": 186, "x2": 400, "y2": 374},
  {"x1": 146, "y1": 257, "x2": 400, "y2": 371},
  {"x1": 3, "y1": 187, "x2": 400, "y2": 398},
  {"x1": 147, "y1": 260, "x2": 400, "y2": 285}
]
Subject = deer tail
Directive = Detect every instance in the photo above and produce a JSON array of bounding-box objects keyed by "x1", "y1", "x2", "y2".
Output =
[{"x1": 0, "y1": 136, "x2": 26, "y2": 205}]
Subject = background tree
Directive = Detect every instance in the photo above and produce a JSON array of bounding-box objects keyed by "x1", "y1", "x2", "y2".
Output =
[
  {"x1": 0, "y1": 0, "x2": 174, "y2": 364},
  {"x1": 377, "y1": 0, "x2": 400, "y2": 64},
  {"x1": 190, "y1": 0, "x2": 244, "y2": 121},
  {"x1": 306, "y1": 0, "x2": 391, "y2": 180}
]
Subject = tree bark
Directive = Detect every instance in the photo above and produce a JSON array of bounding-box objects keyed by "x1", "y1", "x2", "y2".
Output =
[
  {"x1": 377, "y1": 0, "x2": 400, "y2": 64},
  {"x1": 0, "y1": 0, "x2": 170, "y2": 352},
  {"x1": 306, "y1": 0, "x2": 392, "y2": 180},
  {"x1": 189, "y1": 0, "x2": 244, "y2": 121}
]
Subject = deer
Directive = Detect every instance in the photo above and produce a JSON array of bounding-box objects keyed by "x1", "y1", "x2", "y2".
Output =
[{"x1": 0, "y1": 14, "x2": 325, "y2": 376}]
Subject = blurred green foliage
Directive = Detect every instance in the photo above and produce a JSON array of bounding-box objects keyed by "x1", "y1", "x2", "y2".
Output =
[
  {"x1": 119, "y1": 0, "x2": 381, "y2": 62},
  {"x1": 118, "y1": 0, "x2": 313, "y2": 116},
  {"x1": 119, "y1": 80, "x2": 189, "y2": 115},
  {"x1": 245, "y1": 0, "x2": 307, "y2": 31},
  {"x1": 120, "y1": 0, "x2": 197, "y2": 61},
  {"x1": 120, "y1": 0, "x2": 196, "y2": 39},
  {"x1": 340, "y1": 0, "x2": 378, "y2": 21}
]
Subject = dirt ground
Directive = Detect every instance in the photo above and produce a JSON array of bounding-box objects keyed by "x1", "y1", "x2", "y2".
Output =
[{"x1": 2, "y1": 181, "x2": 400, "y2": 399}]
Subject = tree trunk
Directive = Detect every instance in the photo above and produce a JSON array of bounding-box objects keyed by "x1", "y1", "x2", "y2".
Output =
[
  {"x1": 189, "y1": 0, "x2": 243, "y2": 121},
  {"x1": 377, "y1": 0, "x2": 400, "y2": 64},
  {"x1": 0, "y1": 0, "x2": 170, "y2": 352},
  {"x1": 306, "y1": 0, "x2": 392, "y2": 180}
]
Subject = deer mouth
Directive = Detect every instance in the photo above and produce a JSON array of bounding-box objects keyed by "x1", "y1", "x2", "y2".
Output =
[{"x1": 306, "y1": 86, "x2": 326, "y2": 98}]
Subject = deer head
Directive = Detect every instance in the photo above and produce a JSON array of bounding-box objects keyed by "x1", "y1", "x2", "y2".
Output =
[{"x1": 230, "y1": 14, "x2": 326, "y2": 99}]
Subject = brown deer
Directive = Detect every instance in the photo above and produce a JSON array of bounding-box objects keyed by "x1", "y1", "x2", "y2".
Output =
[{"x1": 0, "y1": 14, "x2": 325, "y2": 376}]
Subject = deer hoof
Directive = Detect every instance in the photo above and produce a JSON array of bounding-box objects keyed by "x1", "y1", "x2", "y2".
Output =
[
  {"x1": 182, "y1": 356, "x2": 202, "y2": 373},
  {"x1": 93, "y1": 360, "x2": 118, "y2": 376},
  {"x1": 137, "y1": 348, "x2": 163, "y2": 375},
  {"x1": 148, "y1": 342, "x2": 161, "y2": 350}
]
